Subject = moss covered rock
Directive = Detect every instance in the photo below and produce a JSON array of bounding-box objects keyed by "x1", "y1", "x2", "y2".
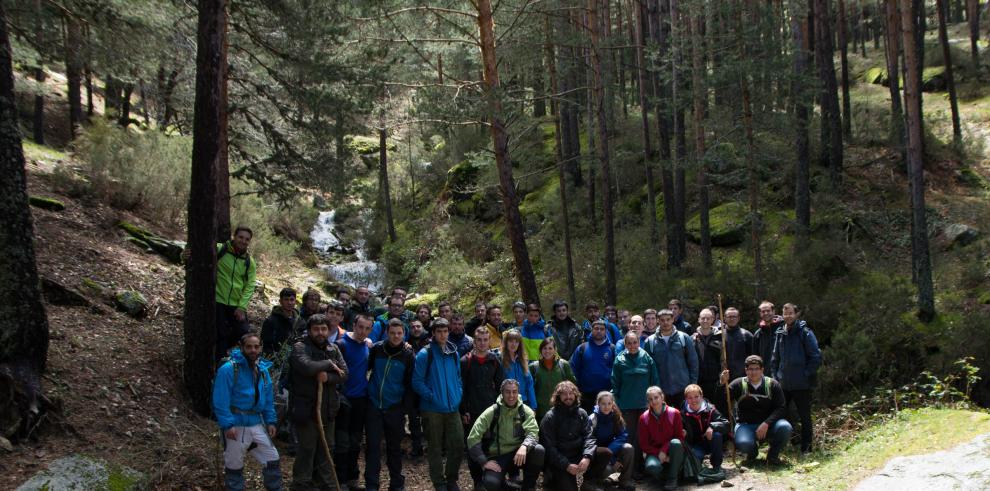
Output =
[
  {"x1": 921, "y1": 66, "x2": 947, "y2": 92},
  {"x1": 862, "y1": 66, "x2": 888, "y2": 86},
  {"x1": 344, "y1": 135, "x2": 396, "y2": 155},
  {"x1": 117, "y1": 221, "x2": 184, "y2": 263},
  {"x1": 686, "y1": 201, "x2": 751, "y2": 246},
  {"x1": 15, "y1": 454, "x2": 148, "y2": 490},
  {"x1": 28, "y1": 196, "x2": 66, "y2": 211},
  {"x1": 114, "y1": 290, "x2": 148, "y2": 318}
]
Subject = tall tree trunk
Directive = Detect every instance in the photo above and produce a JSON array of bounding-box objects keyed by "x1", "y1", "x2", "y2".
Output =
[
  {"x1": 884, "y1": 0, "x2": 905, "y2": 150},
  {"x1": 671, "y1": 0, "x2": 688, "y2": 263},
  {"x1": 118, "y1": 83, "x2": 133, "y2": 127},
  {"x1": 636, "y1": 0, "x2": 660, "y2": 252},
  {"x1": 138, "y1": 79, "x2": 150, "y2": 123},
  {"x1": 952, "y1": 0, "x2": 964, "y2": 22},
  {"x1": 85, "y1": 66, "x2": 93, "y2": 117},
  {"x1": 215, "y1": 8, "x2": 231, "y2": 244},
  {"x1": 589, "y1": 0, "x2": 618, "y2": 305},
  {"x1": 691, "y1": 10, "x2": 711, "y2": 268},
  {"x1": 547, "y1": 15, "x2": 578, "y2": 308},
  {"x1": 587, "y1": 60, "x2": 598, "y2": 233},
  {"x1": 967, "y1": 0, "x2": 980, "y2": 69},
  {"x1": 477, "y1": 0, "x2": 541, "y2": 306},
  {"x1": 32, "y1": 0, "x2": 44, "y2": 145},
  {"x1": 899, "y1": 0, "x2": 935, "y2": 321},
  {"x1": 185, "y1": 0, "x2": 225, "y2": 417},
  {"x1": 0, "y1": 2, "x2": 51, "y2": 437},
  {"x1": 652, "y1": 0, "x2": 679, "y2": 268},
  {"x1": 734, "y1": 0, "x2": 762, "y2": 296},
  {"x1": 839, "y1": 0, "x2": 853, "y2": 139},
  {"x1": 793, "y1": 0, "x2": 812, "y2": 249},
  {"x1": 64, "y1": 15, "x2": 83, "y2": 139},
  {"x1": 379, "y1": 128, "x2": 397, "y2": 243},
  {"x1": 937, "y1": 0, "x2": 963, "y2": 147},
  {"x1": 533, "y1": 68, "x2": 547, "y2": 118},
  {"x1": 105, "y1": 75, "x2": 118, "y2": 116},
  {"x1": 814, "y1": 0, "x2": 844, "y2": 185},
  {"x1": 159, "y1": 68, "x2": 179, "y2": 128}
]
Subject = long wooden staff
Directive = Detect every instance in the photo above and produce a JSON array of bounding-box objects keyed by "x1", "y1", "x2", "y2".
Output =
[
  {"x1": 316, "y1": 380, "x2": 342, "y2": 490},
  {"x1": 717, "y1": 294, "x2": 737, "y2": 466}
]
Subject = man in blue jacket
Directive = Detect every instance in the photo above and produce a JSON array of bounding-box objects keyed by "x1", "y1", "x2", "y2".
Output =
[
  {"x1": 570, "y1": 320, "x2": 616, "y2": 412},
  {"x1": 412, "y1": 318, "x2": 465, "y2": 491},
  {"x1": 366, "y1": 319, "x2": 415, "y2": 491},
  {"x1": 582, "y1": 302, "x2": 622, "y2": 345},
  {"x1": 336, "y1": 314, "x2": 373, "y2": 490},
  {"x1": 212, "y1": 333, "x2": 281, "y2": 491},
  {"x1": 770, "y1": 303, "x2": 822, "y2": 453},
  {"x1": 371, "y1": 296, "x2": 413, "y2": 343},
  {"x1": 643, "y1": 309, "x2": 699, "y2": 411}
]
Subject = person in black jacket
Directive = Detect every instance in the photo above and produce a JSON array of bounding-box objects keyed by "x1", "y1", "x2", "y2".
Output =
[
  {"x1": 289, "y1": 314, "x2": 348, "y2": 491},
  {"x1": 753, "y1": 301, "x2": 783, "y2": 371},
  {"x1": 681, "y1": 384, "x2": 728, "y2": 472},
  {"x1": 366, "y1": 320, "x2": 416, "y2": 491},
  {"x1": 722, "y1": 307, "x2": 755, "y2": 381},
  {"x1": 540, "y1": 381, "x2": 609, "y2": 491},
  {"x1": 693, "y1": 309, "x2": 724, "y2": 415},
  {"x1": 460, "y1": 327, "x2": 505, "y2": 487},
  {"x1": 261, "y1": 288, "x2": 298, "y2": 357},
  {"x1": 720, "y1": 355, "x2": 792, "y2": 465}
]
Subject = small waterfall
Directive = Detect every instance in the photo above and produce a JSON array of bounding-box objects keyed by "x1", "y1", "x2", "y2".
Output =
[{"x1": 310, "y1": 210, "x2": 385, "y2": 292}]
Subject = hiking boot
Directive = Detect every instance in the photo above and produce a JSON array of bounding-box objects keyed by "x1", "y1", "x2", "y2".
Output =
[
  {"x1": 661, "y1": 479, "x2": 678, "y2": 491},
  {"x1": 446, "y1": 481, "x2": 461, "y2": 491},
  {"x1": 345, "y1": 480, "x2": 366, "y2": 491},
  {"x1": 766, "y1": 455, "x2": 786, "y2": 467},
  {"x1": 409, "y1": 446, "x2": 424, "y2": 458},
  {"x1": 580, "y1": 480, "x2": 604, "y2": 491}
]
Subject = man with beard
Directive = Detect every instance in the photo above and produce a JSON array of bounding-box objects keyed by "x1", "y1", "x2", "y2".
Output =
[
  {"x1": 540, "y1": 381, "x2": 608, "y2": 491},
  {"x1": 753, "y1": 301, "x2": 783, "y2": 369},
  {"x1": 289, "y1": 314, "x2": 348, "y2": 491},
  {"x1": 261, "y1": 288, "x2": 298, "y2": 357},
  {"x1": 345, "y1": 286, "x2": 375, "y2": 330},
  {"x1": 371, "y1": 296, "x2": 413, "y2": 343},
  {"x1": 643, "y1": 309, "x2": 698, "y2": 411},
  {"x1": 449, "y1": 313, "x2": 474, "y2": 357},
  {"x1": 722, "y1": 307, "x2": 755, "y2": 381},
  {"x1": 294, "y1": 289, "x2": 324, "y2": 336},
  {"x1": 465, "y1": 302, "x2": 487, "y2": 335},
  {"x1": 213, "y1": 333, "x2": 282, "y2": 490},
  {"x1": 467, "y1": 379, "x2": 544, "y2": 491},
  {"x1": 547, "y1": 300, "x2": 585, "y2": 361},
  {"x1": 570, "y1": 320, "x2": 616, "y2": 412},
  {"x1": 480, "y1": 304, "x2": 504, "y2": 347}
]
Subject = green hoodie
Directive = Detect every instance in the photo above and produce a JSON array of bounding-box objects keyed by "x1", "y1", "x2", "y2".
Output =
[
  {"x1": 467, "y1": 394, "x2": 540, "y2": 461},
  {"x1": 611, "y1": 349, "x2": 659, "y2": 410},
  {"x1": 529, "y1": 359, "x2": 576, "y2": 422},
  {"x1": 215, "y1": 241, "x2": 257, "y2": 309}
]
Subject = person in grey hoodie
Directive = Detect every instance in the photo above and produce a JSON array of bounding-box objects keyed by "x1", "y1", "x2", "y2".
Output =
[{"x1": 770, "y1": 303, "x2": 821, "y2": 453}]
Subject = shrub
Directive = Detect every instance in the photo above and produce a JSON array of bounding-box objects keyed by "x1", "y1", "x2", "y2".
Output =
[{"x1": 73, "y1": 120, "x2": 192, "y2": 226}]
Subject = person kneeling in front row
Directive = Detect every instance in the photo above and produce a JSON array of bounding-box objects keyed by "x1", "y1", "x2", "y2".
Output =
[
  {"x1": 467, "y1": 379, "x2": 544, "y2": 491},
  {"x1": 720, "y1": 355, "x2": 792, "y2": 465}
]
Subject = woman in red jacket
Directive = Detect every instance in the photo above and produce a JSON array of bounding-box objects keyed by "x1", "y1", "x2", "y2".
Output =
[{"x1": 638, "y1": 386, "x2": 685, "y2": 490}]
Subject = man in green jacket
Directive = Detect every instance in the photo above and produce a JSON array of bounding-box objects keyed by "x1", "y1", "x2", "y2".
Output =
[
  {"x1": 467, "y1": 379, "x2": 545, "y2": 491},
  {"x1": 214, "y1": 226, "x2": 258, "y2": 361}
]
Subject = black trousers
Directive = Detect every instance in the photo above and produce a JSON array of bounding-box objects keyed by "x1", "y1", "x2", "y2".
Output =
[
  {"x1": 784, "y1": 389, "x2": 813, "y2": 451},
  {"x1": 335, "y1": 396, "x2": 368, "y2": 483},
  {"x1": 545, "y1": 447, "x2": 611, "y2": 491},
  {"x1": 366, "y1": 404, "x2": 405, "y2": 490},
  {"x1": 480, "y1": 445, "x2": 545, "y2": 491},
  {"x1": 216, "y1": 303, "x2": 250, "y2": 362}
]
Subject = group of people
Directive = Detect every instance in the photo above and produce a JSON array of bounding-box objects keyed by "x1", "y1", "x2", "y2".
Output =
[{"x1": 205, "y1": 229, "x2": 823, "y2": 491}]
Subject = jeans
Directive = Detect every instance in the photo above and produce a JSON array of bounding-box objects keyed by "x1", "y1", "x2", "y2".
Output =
[
  {"x1": 689, "y1": 431, "x2": 724, "y2": 470},
  {"x1": 365, "y1": 404, "x2": 405, "y2": 490},
  {"x1": 335, "y1": 396, "x2": 368, "y2": 483},
  {"x1": 480, "y1": 445, "x2": 545, "y2": 491},
  {"x1": 785, "y1": 389, "x2": 813, "y2": 451},
  {"x1": 644, "y1": 438, "x2": 684, "y2": 485},
  {"x1": 734, "y1": 419, "x2": 792, "y2": 460},
  {"x1": 422, "y1": 411, "x2": 464, "y2": 487}
]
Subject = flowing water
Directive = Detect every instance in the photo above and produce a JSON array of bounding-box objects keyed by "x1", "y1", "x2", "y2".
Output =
[{"x1": 310, "y1": 210, "x2": 385, "y2": 292}]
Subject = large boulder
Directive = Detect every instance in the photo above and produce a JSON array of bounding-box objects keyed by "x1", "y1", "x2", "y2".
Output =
[
  {"x1": 16, "y1": 454, "x2": 148, "y2": 490},
  {"x1": 687, "y1": 202, "x2": 751, "y2": 247},
  {"x1": 28, "y1": 196, "x2": 66, "y2": 211},
  {"x1": 943, "y1": 223, "x2": 980, "y2": 249}
]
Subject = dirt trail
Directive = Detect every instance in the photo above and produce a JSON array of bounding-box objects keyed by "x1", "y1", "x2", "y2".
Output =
[{"x1": 854, "y1": 433, "x2": 990, "y2": 491}]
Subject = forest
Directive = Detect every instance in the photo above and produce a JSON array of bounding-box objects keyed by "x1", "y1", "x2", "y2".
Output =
[{"x1": 2, "y1": 0, "x2": 990, "y2": 488}]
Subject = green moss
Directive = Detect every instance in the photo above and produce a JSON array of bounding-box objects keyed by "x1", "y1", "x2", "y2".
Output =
[
  {"x1": 445, "y1": 161, "x2": 480, "y2": 199},
  {"x1": 106, "y1": 466, "x2": 142, "y2": 491},
  {"x1": 408, "y1": 292, "x2": 442, "y2": 310},
  {"x1": 861, "y1": 66, "x2": 888, "y2": 85},
  {"x1": 978, "y1": 291, "x2": 990, "y2": 305},
  {"x1": 29, "y1": 196, "x2": 66, "y2": 211},
  {"x1": 344, "y1": 135, "x2": 396, "y2": 155},
  {"x1": 519, "y1": 177, "x2": 559, "y2": 219},
  {"x1": 686, "y1": 201, "x2": 751, "y2": 246},
  {"x1": 921, "y1": 66, "x2": 947, "y2": 92}
]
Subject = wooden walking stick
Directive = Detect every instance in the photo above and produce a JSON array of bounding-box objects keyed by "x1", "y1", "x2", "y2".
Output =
[
  {"x1": 316, "y1": 379, "x2": 342, "y2": 491},
  {"x1": 717, "y1": 294, "x2": 738, "y2": 466}
]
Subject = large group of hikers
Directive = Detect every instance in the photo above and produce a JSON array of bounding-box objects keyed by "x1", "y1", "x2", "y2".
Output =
[{"x1": 206, "y1": 228, "x2": 823, "y2": 491}]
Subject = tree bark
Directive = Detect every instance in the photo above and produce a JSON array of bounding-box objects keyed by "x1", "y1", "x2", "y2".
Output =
[
  {"x1": 690, "y1": 11, "x2": 711, "y2": 268},
  {"x1": 900, "y1": 0, "x2": 935, "y2": 321},
  {"x1": 586, "y1": 58, "x2": 598, "y2": 233},
  {"x1": 64, "y1": 15, "x2": 83, "y2": 139},
  {"x1": 589, "y1": 0, "x2": 618, "y2": 305},
  {"x1": 477, "y1": 0, "x2": 541, "y2": 306},
  {"x1": 652, "y1": 0, "x2": 679, "y2": 268},
  {"x1": 671, "y1": 0, "x2": 687, "y2": 264},
  {"x1": 636, "y1": 0, "x2": 660, "y2": 252},
  {"x1": 839, "y1": 0, "x2": 853, "y2": 139},
  {"x1": 936, "y1": 0, "x2": 963, "y2": 147},
  {"x1": 546, "y1": 15, "x2": 578, "y2": 308},
  {"x1": 0, "y1": 0, "x2": 51, "y2": 390},
  {"x1": 118, "y1": 83, "x2": 133, "y2": 127},
  {"x1": 967, "y1": 0, "x2": 980, "y2": 69},
  {"x1": 884, "y1": 0, "x2": 905, "y2": 150},
  {"x1": 185, "y1": 0, "x2": 225, "y2": 417},
  {"x1": 215, "y1": 6, "x2": 231, "y2": 244},
  {"x1": 793, "y1": 1, "x2": 812, "y2": 249},
  {"x1": 379, "y1": 128, "x2": 397, "y2": 243},
  {"x1": 32, "y1": 0, "x2": 44, "y2": 145},
  {"x1": 814, "y1": 0, "x2": 844, "y2": 185}
]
